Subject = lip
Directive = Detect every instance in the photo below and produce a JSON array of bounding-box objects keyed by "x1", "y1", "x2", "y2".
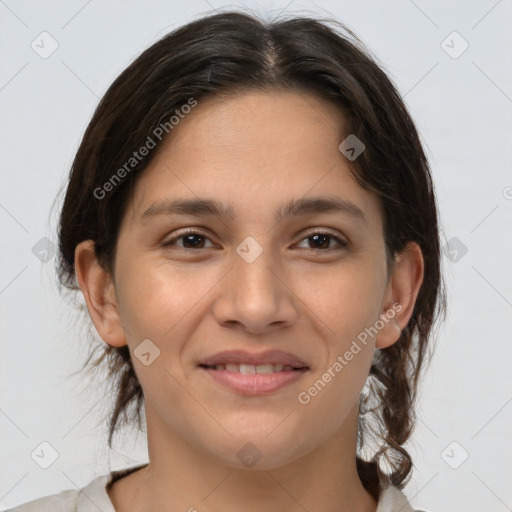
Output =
[
  {"x1": 200, "y1": 367, "x2": 309, "y2": 395},
  {"x1": 198, "y1": 349, "x2": 309, "y2": 368},
  {"x1": 198, "y1": 349, "x2": 310, "y2": 396}
]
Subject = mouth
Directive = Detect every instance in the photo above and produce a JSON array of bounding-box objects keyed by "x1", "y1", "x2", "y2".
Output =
[
  {"x1": 198, "y1": 349, "x2": 309, "y2": 369},
  {"x1": 197, "y1": 350, "x2": 310, "y2": 395},
  {"x1": 199, "y1": 363, "x2": 306, "y2": 374}
]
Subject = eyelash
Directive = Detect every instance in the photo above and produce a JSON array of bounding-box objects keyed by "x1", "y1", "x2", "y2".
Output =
[{"x1": 161, "y1": 228, "x2": 348, "y2": 252}]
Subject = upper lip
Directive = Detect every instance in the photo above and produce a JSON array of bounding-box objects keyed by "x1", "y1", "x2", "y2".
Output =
[{"x1": 199, "y1": 350, "x2": 309, "y2": 368}]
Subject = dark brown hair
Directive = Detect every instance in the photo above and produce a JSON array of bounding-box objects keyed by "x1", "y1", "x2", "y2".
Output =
[{"x1": 55, "y1": 9, "x2": 447, "y2": 499}]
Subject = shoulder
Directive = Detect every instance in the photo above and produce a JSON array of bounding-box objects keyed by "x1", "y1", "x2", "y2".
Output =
[
  {"x1": 2, "y1": 488, "x2": 80, "y2": 512},
  {"x1": 2, "y1": 464, "x2": 148, "y2": 512},
  {"x1": 2, "y1": 472, "x2": 114, "y2": 512},
  {"x1": 377, "y1": 482, "x2": 431, "y2": 512}
]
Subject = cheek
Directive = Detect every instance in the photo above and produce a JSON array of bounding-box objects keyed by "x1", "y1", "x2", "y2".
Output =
[
  {"x1": 297, "y1": 265, "x2": 382, "y2": 411},
  {"x1": 116, "y1": 260, "x2": 198, "y2": 334},
  {"x1": 114, "y1": 264, "x2": 201, "y2": 404},
  {"x1": 298, "y1": 263, "x2": 385, "y2": 340},
  {"x1": 296, "y1": 274, "x2": 379, "y2": 424}
]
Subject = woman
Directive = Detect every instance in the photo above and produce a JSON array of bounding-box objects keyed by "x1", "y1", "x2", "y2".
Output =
[{"x1": 8, "y1": 9, "x2": 445, "y2": 512}]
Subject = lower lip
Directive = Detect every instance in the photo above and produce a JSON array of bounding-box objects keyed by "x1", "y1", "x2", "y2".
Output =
[{"x1": 200, "y1": 367, "x2": 308, "y2": 395}]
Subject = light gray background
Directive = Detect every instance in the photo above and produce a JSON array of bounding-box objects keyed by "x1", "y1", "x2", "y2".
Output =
[{"x1": 1, "y1": 1, "x2": 511, "y2": 510}]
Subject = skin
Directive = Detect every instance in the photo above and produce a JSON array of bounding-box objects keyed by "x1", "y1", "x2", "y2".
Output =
[{"x1": 75, "y1": 90, "x2": 424, "y2": 512}]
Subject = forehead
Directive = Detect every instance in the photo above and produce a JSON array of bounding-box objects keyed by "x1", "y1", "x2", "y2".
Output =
[
  {"x1": 125, "y1": 90, "x2": 382, "y2": 228},
  {"x1": 167, "y1": 89, "x2": 347, "y2": 153}
]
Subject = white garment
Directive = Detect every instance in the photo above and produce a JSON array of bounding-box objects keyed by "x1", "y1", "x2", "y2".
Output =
[{"x1": 3, "y1": 463, "x2": 425, "y2": 512}]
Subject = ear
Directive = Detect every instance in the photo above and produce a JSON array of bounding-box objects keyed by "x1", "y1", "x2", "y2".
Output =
[
  {"x1": 74, "y1": 240, "x2": 127, "y2": 347},
  {"x1": 375, "y1": 241, "x2": 424, "y2": 350}
]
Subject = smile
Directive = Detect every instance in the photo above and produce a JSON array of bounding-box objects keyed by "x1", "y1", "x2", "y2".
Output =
[
  {"x1": 201, "y1": 363, "x2": 300, "y2": 374},
  {"x1": 199, "y1": 365, "x2": 309, "y2": 395}
]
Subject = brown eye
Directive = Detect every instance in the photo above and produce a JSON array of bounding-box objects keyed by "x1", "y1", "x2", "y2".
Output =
[
  {"x1": 296, "y1": 231, "x2": 348, "y2": 251},
  {"x1": 162, "y1": 229, "x2": 214, "y2": 250}
]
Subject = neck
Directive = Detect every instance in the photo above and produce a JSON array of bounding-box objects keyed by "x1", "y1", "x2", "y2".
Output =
[{"x1": 109, "y1": 402, "x2": 378, "y2": 512}]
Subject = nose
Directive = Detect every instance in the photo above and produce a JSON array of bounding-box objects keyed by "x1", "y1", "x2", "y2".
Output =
[{"x1": 212, "y1": 245, "x2": 299, "y2": 335}]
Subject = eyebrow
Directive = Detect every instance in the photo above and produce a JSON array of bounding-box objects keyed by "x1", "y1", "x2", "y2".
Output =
[{"x1": 141, "y1": 196, "x2": 367, "y2": 225}]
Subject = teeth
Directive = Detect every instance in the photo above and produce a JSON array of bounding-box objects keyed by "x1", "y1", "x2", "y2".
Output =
[
  {"x1": 239, "y1": 364, "x2": 256, "y2": 375},
  {"x1": 255, "y1": 364, "x2": 274, "y2": 374},
  {"x1": 210, "y1": 363, "x2": 293, "y2": 373}
]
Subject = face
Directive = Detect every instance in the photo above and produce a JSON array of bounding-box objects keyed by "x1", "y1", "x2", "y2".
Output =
[{"x1": 90, "y1": 90, "x2": 409, "y2": 470}]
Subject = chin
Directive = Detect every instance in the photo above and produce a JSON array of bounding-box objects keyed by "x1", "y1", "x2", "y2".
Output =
[{"x1": 205, "y1": 428, "x2": 314, "y2": 472}]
